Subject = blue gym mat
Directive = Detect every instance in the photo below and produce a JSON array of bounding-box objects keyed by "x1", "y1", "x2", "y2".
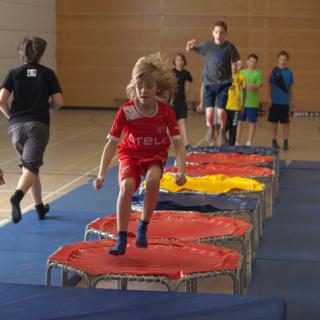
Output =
[
  {"x1": 287, "y1": 160, "x2": 320, "y2": 170},
  {"x1": 249, "y1": 160, "x2": 320, "y2": 320},
  {"x1": 249, "y1": 259, "x2": 320, "y2": 320},
  {"x1": 0, "y1": 282, "x2": 286, "y2": 320},
  {"x1": 0, "y1": 167, "x2": 119, "y2": 285}
]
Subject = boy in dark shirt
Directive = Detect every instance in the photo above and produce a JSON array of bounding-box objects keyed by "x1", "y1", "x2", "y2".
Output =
[
  {"x1": 172, "y1": 53, "x2": 193, "y2": 150},
  {"x1": 0, "y1": 36, "x2": 63, "y2": 223},
  {"x1": 186, "y1": 20, "x2": 241, "y2": 146}
]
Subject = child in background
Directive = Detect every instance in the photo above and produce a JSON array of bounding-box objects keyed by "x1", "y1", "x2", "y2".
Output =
[
  {"x1": 0, "y1": 36, "x2": 63, "y2": 223},
  {"x1": 0, "y1": 169, "x2": 4, "y2": 185},
  {"x1": 93, "y1": 52, "x2": 186, "y2": 256},
  {"x1": 172, "y1": 53, "x2": 193, "y2": 150},
  {"x1": 186, "y1": 20, "x2": 241, "y2": 146},
  {"x1": 236, "y1": 54, "x2": 263, "y2": 146},
  {"x1": 267, "y1": 50, "x2": 294, "y2": 150},
  {"x1": 226, "y1": 61, "x2": 246, "y2": 145}
]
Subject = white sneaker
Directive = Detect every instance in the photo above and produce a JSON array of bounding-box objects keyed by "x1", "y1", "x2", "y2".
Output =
[{"x1": 246, "y1": 141, "x2": 251, "y2": 146}]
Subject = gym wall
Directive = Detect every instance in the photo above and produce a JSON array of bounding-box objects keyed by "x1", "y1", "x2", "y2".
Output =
[
  {"x1": 0, "y1": 0, "x2": 57, "y2": 82},
  {"x1": 57, "y1": 0, "x2": 320, "y2": 110}
]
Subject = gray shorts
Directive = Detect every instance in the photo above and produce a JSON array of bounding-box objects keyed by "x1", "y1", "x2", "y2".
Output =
[{"x1": 8, "y1": 121, "x2": 49, "y2": 174}]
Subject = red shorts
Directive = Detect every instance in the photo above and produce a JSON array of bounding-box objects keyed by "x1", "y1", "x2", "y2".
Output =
[{"x1": 118, "y1": 156, "x2": 166, "y2": 191}]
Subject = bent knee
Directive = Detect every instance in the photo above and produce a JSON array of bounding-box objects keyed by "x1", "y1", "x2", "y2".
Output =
[{"x1": 120, "y1": 177, "x2": 136, "y2": 194}]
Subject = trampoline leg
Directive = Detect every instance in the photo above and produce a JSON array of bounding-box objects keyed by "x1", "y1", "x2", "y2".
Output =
[
  {"x1": 234, "y1": 272, "x2": 242, "y2": 294},
  {"x1": 83, "y1": 227, "x2": 89, "y2": 241},
  {"x1": 45, "y1": 263, "x2": 52, "y2": 286},
  {"x1": 239, "y1": 239, "x2": 247, "y2": 288},
  {"x1": 117, "y1": 279, "x2": 128, "y2": 290},
  {"x1": 61, "y1": 270, "x2": 68, "y2": 287},
  {"x1": 191, "y1": 279, "x2": 197, "y2": 293},
  {"x1": 245, "y1": 234, "x2": 252, "y2": 284},
  {"x1": 185, "y1": 279, "x2": 197, "y2": 293}
]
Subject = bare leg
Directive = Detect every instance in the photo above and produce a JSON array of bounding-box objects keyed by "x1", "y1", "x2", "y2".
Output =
[
  {"x1": 109, "y1": 177, "x2": 136, "y2": 255},
  {"x1": 11, "y1": 167, "x2": 36, "y2": 223},
  {"x1": 205, "y1": 107, "x2": 215, "y2": 144},
  {"x1": 217, "y1": 108, "x2": 227, "y2": 146},
  {"x1": 282, "y1": 123, "x2": 289, "y2": 140},
  {"x1": 236, "y1": 121, "x2": 244, "y2": 145},
  {"x1": 271, "y1": 122, "x2": 278, "y2": 140},
  {"x1": 30, "y1": 173, "x2": 42, "y2": 205},
  {"x1": 141, "y1": 165, "x2": 162, "y2": 222},
  {"x1": 17, "y1": 167, "x2": 36, "y2": 193},
  {"x1": 116, "y1": 177, "x2": 136, "y2": 231},
  {"x1": 247, "y1": 122, "x2": 256, "y2": 146},
  {"x1": 136, "y1": 165, "x2": 162, "y2": 248},
  {"x1": 178, "y1": 118, "x2": 189, "y2": 146},
  {"x1": 282, "y1": 123, "x2": 290, "y2": 150}
]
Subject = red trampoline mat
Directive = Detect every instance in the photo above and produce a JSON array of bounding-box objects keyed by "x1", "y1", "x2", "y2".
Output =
[
  {"x1": 49, "y1": 239, "x2": 240, "y2": 280},
  {"x1": 166, "y1": 163, "x2": 272, "y2": 177},
  {"x1": 88, "y1": 211, "x2": 251, "y2": 239},
  {"x1": 186, "y1": 153, "x2": 273, "y2": 165}
]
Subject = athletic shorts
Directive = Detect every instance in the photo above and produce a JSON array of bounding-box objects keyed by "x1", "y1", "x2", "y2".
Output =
[
  {"x1": 239, "y1": 107, "x2": 258, "y2": 123},
  {"x1": 118, "y1": 156, "x2": 164, "y2": 191},
  {"x1": 172, "y1": 98, "x2": 187, "y2": 120},
  {"x1": 268, "y1": 104, "x2": 290, "y2": 123},
  {"x1": 8, "y1": 121, "x2": 49, "y2": 174},
  {"x1": 204, "y1": 83, "x2": 231, "y2": 109}
]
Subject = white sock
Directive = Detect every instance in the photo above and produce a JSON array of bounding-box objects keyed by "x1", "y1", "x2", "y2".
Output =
[{"x1": 246, "y1": 140, "x2": 251, "y2": 146}]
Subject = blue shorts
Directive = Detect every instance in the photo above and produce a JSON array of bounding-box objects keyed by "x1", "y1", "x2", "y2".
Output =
[
  {"x1": 204, "y1": 83, "x2": 231, "y2": 109},
  {"x1": 239, "y1": 107, "x2": 258, "y2": 123}
]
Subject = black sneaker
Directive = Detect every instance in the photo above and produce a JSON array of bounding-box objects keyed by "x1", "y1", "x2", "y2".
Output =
[
  {"x1": 283, "y1": 139, "x2": 289, "y2": 151},
  {"x1": 272, "y1": 139, "x2": 280, "y2": 149}
]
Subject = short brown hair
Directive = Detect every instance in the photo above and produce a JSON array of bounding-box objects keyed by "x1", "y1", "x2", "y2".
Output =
[
  {"x1": 247, "y1": 53, "x2": 259, "y2": 61},
  {"x1": 18, "y1": 36, "x2": 47, "y2": 63},
  {"x1": 213, "y1": 20, "x2": 228, "y2": 32},
  {"x1": 173, "y1": 53, "x2": 187, "y2": 67},
  {"x1": 278, "y1": 50, "x2": 289, "y2": 60}
]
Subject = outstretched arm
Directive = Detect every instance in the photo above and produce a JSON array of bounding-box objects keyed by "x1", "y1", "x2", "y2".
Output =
[
  {"x1": 93, "y1": 139, "x2": 118, "y2": 190},
  {"x1": 172, "y1": 138, "x2": 186, "y2": 185},
  {"x1": 186, "y1": 39, "x2": 197, "y2": 52}
]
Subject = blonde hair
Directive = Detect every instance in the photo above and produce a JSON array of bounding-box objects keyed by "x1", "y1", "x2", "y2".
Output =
[{"x1": 126, "y1": 52, "x2": 177, "y2": 100}]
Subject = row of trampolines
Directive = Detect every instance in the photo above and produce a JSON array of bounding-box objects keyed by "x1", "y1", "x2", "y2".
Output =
[{"x1": 46, "y1": 145, "x2": 279, "y2": 294}]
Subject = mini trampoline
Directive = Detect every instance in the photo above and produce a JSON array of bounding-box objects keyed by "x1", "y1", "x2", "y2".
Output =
[
  {"x1": 185, "y1": 151, "x2": 279, "y2": 196},
  {"x1": 186, "y1": 153, "x2": 273, "y2": 167},
  {"x1": 186, "y1": 145, "x2": 280, "y2": 191},
  {"x1": 46, "y1": 239, "x2": 242, "y2": 294},
  {"x1": 149, "y1": 173, "x2": 267, "y2": 231},
  {"x1": 165, "y1": 164, "x2": 274, "y2": 218},
  {"x1": 134, "y1": 191, "x2": 262, "y2": 246},
  {"x1": 84, "y1": 211, "x2": 253, "y2": 283}
]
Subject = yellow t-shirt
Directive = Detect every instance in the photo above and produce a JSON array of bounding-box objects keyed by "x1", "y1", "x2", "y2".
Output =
[{"x1": 226, "y1": 73, "x2": 246, "y2": 111}]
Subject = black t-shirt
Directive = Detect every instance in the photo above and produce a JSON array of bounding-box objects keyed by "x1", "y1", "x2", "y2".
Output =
[
  {"x1": 173, "y1": 68, "x2": 193, "y2": 100},
  {"x1": 2, "y1": 63, "x2": 62, "y2": 126}
]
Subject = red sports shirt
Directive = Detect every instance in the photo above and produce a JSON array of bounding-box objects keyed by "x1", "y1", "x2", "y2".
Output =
[{"x1": 108, "y1": 100, "x2": 181, "y2": 160}]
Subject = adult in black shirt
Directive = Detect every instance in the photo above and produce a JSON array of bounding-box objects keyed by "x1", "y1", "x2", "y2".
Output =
[
  {"x1": 172, "y1": 53, "x2": 193, "y2": 150},
  {"x1": 0, "y1": 36, "x2": 63, "y2": 223}
]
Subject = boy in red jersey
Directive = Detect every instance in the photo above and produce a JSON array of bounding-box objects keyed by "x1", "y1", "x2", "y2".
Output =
[{"x1": 93, "y1": 53, "x2": 186, "y2": 255}]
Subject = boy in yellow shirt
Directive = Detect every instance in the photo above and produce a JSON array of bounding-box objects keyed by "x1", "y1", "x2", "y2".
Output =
[{"x1": 226, "y1": 62, "x2": 246, "y2": 145}]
